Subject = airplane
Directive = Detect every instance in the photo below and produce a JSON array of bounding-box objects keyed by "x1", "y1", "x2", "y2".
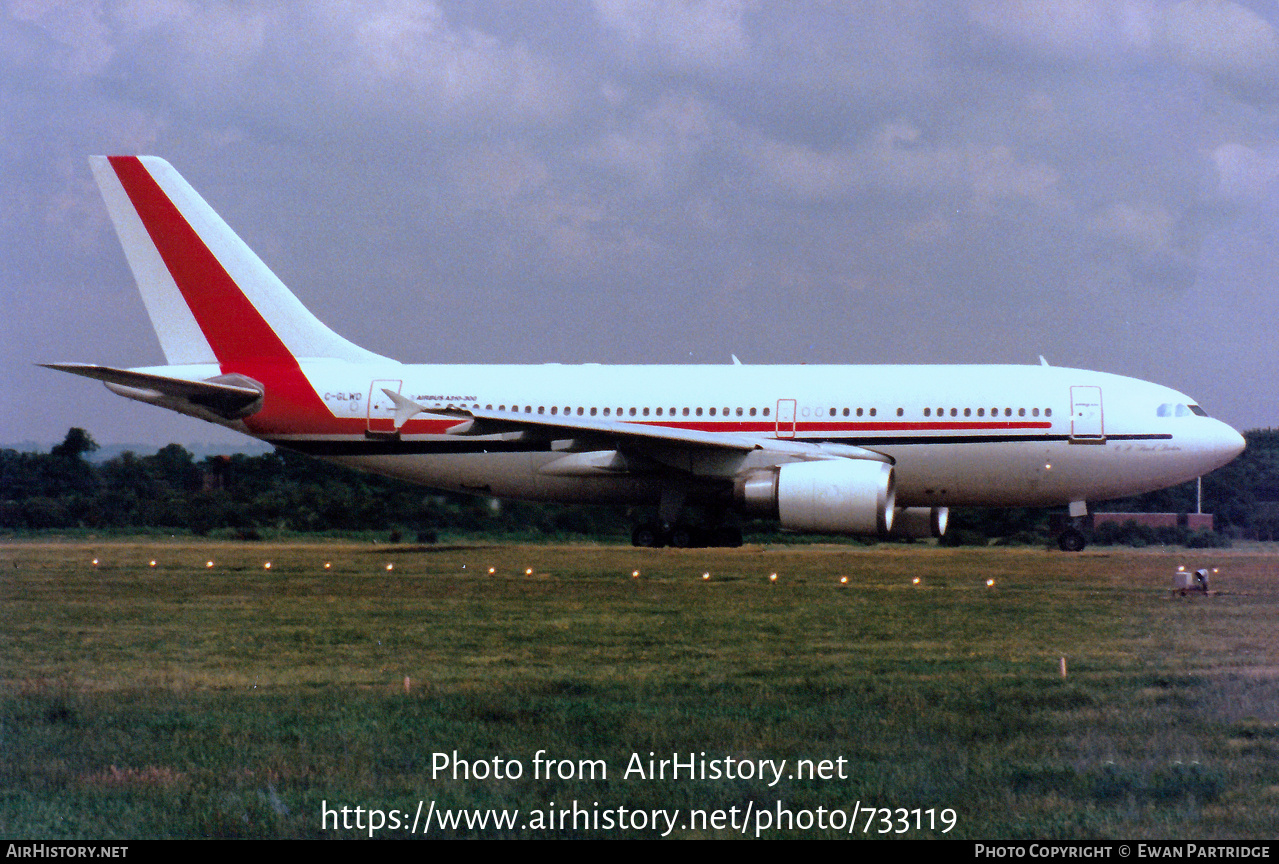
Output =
[{"x1": 45, "y1": 156, "x2": 1246, "y2": 552}]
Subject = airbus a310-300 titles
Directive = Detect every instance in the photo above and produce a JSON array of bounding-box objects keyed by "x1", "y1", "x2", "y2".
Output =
[{"x1": 46, "y1": 156, "x2": 1245, "y2": 551}]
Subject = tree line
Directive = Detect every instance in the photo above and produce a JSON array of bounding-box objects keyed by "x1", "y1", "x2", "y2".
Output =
[
  {"x1": 0, "y1": 428, "x2": 625, "y2": 539},
  {"x1": 2, "y1": 427, "x2": 1275, "y2": 544}
]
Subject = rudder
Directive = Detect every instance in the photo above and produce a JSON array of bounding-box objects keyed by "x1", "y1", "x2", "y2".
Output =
[{"x1": 90, "y1": 155, "x2": 385, "y2": 367}]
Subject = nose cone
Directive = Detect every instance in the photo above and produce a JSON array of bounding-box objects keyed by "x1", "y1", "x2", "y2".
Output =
[
  {"x1": 1217, "y1": 422, "x2": 1246, "y2": 465},
  {"x1": 1193, "y1": 419, "x2": 1246, "y2": 475}
]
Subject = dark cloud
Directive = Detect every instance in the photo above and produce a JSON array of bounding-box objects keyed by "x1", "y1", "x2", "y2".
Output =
[{"x1": 2, "y1": 0, "x2": 1277, "y2": 447}]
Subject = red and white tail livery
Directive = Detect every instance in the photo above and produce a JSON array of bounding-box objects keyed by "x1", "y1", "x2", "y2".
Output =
[{"x1": 47, "y1": 156, "x2": 1246, "y2": 550}]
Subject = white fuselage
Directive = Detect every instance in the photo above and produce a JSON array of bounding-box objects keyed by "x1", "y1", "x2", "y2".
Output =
[
  {"x1": 150, "y1": 359, "x2": 1243, "y2": 510},
  {"x1": 64, "y1": 155, "x2": 1248, "y2": 547}
]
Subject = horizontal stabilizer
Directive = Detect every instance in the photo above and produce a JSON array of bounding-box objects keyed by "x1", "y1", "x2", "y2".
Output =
[{"x1": 43, "y1": 363, "x2": 263, "y2": 419}]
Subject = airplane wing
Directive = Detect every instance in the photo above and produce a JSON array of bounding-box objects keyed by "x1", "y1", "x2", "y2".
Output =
[
  {"x1": 382, "y1": 389, "x2": 891, "y2": 468},
  {"x1": 43, "y1": 364, "x2": 264, "y2": 419}
]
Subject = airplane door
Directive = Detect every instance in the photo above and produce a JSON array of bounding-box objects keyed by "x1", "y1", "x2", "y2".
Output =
[
  {"x1": 367, "y1": 379, "x2": 403, "y2": 435},
  {"x1": 776, "y1": 399, "x2": 797, "y2": 439},
  {"x1": 1069, "y1": 386, "x2": 1104, "y2": 442}
]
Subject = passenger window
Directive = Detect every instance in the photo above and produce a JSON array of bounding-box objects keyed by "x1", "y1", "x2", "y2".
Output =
[
  {"x1": 857, "y1": 408, "x2": 864, "y2": 417},
  {"x1": 603, "y1": 408, "x2": 610, "y2": 416},
  {"x1": 590, "y1": 407, "x2": 597, "y2": 416},
  {"x1": 1032, "y1": 408, "x2": 1040, "y2": 417},
  {"x1": 750, "y1": 408, "x2": 757, "y2": 416},
  {"x1": 1045, "y1": 408, "x2": 1051, "y2": 417},
  {"x1": 643, "y1": 408, "x2": 650, "y2": 416},
  {"x1": 696, "y1": 408, "x2": 703, "y2": 416},
  {"x1": 950, "y1": 408, "x2": 958, "y2": 417},
  {"x1": 896, "y1": 408, "x2": 904, "y2": 417},
  {"x1": 763, "y1": 408, "x2": 770, "y2": 417},
  {"x1": 964, "y1": 408, "x2": 971, "y2": 417},
  {"x1": 1018, "y1": 408, "x2": 1026, "y2": 417},
  {"x1": 737, "y1": 407, "x2": 744, "y2": 416},
  {"x1": 629, "y1": 408, "x2": 637, "y2": 416},
  {"x1": 710, "y1": 408, "x2": 717, "y2": 416},
  {"x1": 869, "y1": 408, "x2": 877, "y2": 417},
  {"x1": 683, "y1": 408, "x2": 690, "y2": 416},
  {"x1": 924, "y1": 408, "x2": 931, "y2": 417}
]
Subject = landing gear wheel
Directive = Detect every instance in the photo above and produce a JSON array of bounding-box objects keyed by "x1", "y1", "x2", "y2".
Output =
[
  {"x1": 1058, "y1": 527, "x2": 1087, "y2": 552},
  {"x1": 632, "y1": 521, "x2": 667, "y2": 548},
  {"x1": 669, "y1": 525, "x2": 703, "y2": 548},
  {"x1": 710, "y1": 526, "x2": 743, "y2": 548}
]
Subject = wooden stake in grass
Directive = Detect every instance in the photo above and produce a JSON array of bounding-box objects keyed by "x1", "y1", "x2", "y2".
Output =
[{"x1": 1060, "y1": 657, "x2": 1068, "y2": 678}]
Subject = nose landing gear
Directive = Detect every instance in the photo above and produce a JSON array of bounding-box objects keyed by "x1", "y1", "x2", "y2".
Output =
[
  {"x1": 1055, "y1": 501, "x2": 1089, "y2": 552},
  {"x1": 1057, "y1": 526, "x2": 1087, "y2": 552}
]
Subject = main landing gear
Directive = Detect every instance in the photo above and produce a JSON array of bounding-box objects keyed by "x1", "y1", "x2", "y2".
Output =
[{"x1": 631, "y1": 520, "x2": 744, "y2": 548}]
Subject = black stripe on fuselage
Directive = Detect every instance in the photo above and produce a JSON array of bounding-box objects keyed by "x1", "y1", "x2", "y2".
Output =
[
  {"x1": 818, "y1": 433, "x2": 1172, "y2": 446},
  {"x1": 267, "y1": 433, "x2": 1172, "y2": 457}
]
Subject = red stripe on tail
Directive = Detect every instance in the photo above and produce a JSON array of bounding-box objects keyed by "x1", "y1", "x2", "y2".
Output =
[
  {"x1": 106, "y1": 156, "x2": 347, "y2": 435},
  {"x1": 107, "y1": 156, "x2": 293, "y2": 365}
]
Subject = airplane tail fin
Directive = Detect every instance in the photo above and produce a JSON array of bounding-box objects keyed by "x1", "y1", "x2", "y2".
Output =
[{"x1": 90, "y1": 155, "x2": 386, "y2": 368}]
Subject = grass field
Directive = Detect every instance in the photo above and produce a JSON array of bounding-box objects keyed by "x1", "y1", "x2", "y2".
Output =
[{"x1": 2, "y1": 539, "x2": 1277, "y2": 839}]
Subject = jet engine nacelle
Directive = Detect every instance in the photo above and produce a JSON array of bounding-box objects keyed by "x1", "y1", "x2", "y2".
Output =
[
  {"x1": 736, "y1": 459, "x2": 896, "y2": 535},
  {"x1": 889, "y1": 506, "x2": 949, "y2": 539}
]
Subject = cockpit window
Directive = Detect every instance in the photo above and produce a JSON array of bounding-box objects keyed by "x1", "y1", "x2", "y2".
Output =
[{"x1": 1159, "y1": 402, "x2": 1209, "y2": 418}]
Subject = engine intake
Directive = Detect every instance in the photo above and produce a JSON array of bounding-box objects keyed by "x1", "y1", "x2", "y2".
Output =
[{"x1": 735, "y1": 460, "x2": 896, "y2": 535}]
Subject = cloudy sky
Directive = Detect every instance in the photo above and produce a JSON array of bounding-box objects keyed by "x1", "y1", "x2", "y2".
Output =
[{"x1": 3, "y1": 0, "x2": 1278, "y2": 448}]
